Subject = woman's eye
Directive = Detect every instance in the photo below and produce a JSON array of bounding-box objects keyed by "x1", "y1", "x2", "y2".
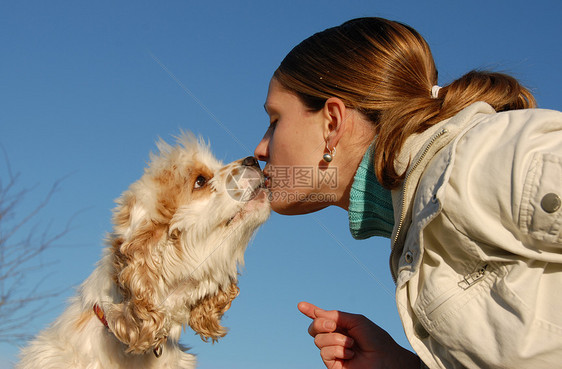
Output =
[
  {"x1": 269, "y1": 119, "x2": 278, "y2": 129},
  {"x1": 194, "y1": 175, "x2": 207, "y2": 189}
]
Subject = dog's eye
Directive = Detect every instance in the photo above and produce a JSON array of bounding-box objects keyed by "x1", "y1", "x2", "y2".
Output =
[{"x1": 194, "y1": 175, "x2": 207, "y2": 189}]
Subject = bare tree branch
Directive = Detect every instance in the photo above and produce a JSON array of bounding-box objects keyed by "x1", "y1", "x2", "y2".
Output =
[{"x1": 0, "y1": 146, "x2": 71, "y2": 344}]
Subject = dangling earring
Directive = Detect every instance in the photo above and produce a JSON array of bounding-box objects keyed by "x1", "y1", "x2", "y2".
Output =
[{"x1": 323, "y1": 143, "x2": 336, "y2": 163}]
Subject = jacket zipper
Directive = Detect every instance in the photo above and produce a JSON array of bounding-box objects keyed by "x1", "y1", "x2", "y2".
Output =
[{"x1": 391, "y1": 128, "x2": 448, "y2": 282}]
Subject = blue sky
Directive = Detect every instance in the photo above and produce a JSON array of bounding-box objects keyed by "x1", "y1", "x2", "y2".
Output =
[{"x1": 1, "y1": 1, "x2": 560, "y2": 368}]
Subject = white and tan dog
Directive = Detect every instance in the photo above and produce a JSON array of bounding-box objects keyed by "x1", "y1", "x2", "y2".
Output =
[{"x1": 16, "y1": 133, "x2": 270, "y2": 369}]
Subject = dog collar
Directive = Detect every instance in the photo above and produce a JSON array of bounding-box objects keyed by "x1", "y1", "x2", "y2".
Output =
[
  {"x1": 93, "y1": 304, "x2": 163, "y2": 358},
  {"x1": 93, "y1": 304, "x2": 108, "y2": 327}
]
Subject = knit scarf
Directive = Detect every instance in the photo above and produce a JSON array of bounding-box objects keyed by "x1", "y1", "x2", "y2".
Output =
[{"x1": 348, "y1": 143, "x2": 394, "y2": 239}]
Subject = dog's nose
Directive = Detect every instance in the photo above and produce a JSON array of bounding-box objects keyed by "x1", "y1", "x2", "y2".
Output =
[{"x1": 242, "y1": 156, "x2": 260, "y2": 168}]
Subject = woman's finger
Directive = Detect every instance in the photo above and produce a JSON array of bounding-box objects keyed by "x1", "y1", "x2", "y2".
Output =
[
  {"x1": 299, "y1": 301, "x2": 361, "y2": 331},
  {"x1": 313, "y1": 307, "x2": 369, "y2": 333},
  {"x1": 320, "y1": 345, "x2": 355, "y2": 361},
  {"x1": 308, "y1": 317, "x2": 337, "y2": 337},
  {"x1": 298, "y1": 301, "x2": 322, "y2": 319},
  {"x1": 314, "y1": 332, "x2": 354, "y2": 350}
]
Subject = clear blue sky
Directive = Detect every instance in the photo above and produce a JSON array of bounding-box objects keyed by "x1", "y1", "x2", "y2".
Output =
[{"x1": 1, "y1": 1, "x2": 560, "y2": 368}]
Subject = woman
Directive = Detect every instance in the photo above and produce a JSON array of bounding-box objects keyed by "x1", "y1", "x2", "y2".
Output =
[{"x1": 254, "y1": 17, "x2": 562, "y2": 369}]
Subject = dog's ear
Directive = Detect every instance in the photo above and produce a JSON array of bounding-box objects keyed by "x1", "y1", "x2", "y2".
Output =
[
  {"x1": 108, "y1": 197, "x2": 169, "y2": 354},
  {"x1": 189, "y1": 282, "x2": 240, "y2": 342}
]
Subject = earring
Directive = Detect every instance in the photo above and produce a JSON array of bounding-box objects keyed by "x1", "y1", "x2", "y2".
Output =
[{"x1": 323, "y1": 143, "x2": 336, "y2": 163}]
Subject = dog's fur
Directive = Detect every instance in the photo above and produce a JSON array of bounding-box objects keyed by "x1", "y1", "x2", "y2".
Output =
[{"x1": 16, "y1": 133, "x2": 270, "y2": 368}]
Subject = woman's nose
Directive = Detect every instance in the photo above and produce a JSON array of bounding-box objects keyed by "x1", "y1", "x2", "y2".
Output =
[{"x1": 254, "y1": 134, "x2": 269, "y2": 162}]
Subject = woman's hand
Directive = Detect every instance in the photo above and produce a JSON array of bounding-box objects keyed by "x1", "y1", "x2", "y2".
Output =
[{"x1": 298, "y1": 301, "x2": 420, "y2": 369}]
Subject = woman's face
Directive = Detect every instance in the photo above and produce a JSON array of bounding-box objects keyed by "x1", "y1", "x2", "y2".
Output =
[{"x1": 254, "y1": 78, "x2": 336, "y2": 215}]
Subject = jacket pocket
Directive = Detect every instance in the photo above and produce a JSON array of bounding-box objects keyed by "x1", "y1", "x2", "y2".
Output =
[
  {"x1": 423, "y1": 263, "x2": 491, "y2": 323},
  {"x1": 519, "y1": 152, "x2": 562, "y2": 244}
]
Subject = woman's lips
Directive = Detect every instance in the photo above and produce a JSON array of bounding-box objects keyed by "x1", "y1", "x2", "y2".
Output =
[{"x1": 262, "y1": 166, "x2": 272, "y2": 189}]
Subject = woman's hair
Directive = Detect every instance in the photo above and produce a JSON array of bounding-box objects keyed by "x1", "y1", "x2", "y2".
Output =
[{"x1": 274, "y1": 17, "x2": 536, "y2": 189}]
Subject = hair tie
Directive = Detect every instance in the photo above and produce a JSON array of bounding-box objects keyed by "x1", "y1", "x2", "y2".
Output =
[{"x1": 431, "y1": 85, "x2": 442, "y2": 99}]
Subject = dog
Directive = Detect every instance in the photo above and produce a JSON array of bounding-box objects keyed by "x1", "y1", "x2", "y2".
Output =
[{"x1": 16, "y1": 133, "x2": 270, "y2": 368}]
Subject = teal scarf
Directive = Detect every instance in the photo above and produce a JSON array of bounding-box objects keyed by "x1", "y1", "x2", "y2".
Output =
[{"x1": 348, "y1": 144, "x2": 394, "y2": 239}]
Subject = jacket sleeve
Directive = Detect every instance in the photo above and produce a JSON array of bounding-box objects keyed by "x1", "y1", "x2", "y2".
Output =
[{"x1": 444, "y1": 108, "x2": 562, "y2": 262}]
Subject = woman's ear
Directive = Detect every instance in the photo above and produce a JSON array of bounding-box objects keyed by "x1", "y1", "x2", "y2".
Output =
[{"x1": 322, "y1": 97, "x2": 348, "y2": 149}]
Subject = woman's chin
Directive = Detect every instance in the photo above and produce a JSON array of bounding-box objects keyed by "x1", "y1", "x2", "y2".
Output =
[{"x1": 269, "y1": 191, "x2": 331, "y2": 215}]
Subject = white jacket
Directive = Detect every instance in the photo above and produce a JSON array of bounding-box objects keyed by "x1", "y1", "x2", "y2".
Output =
[{"x1": 390, "y1": 102, "x2": 562, "y2": 368}]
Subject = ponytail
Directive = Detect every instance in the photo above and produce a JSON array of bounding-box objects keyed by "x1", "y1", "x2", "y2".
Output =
[
  {"x1": 440, "y1": 70, "x2": 536, "y2": 114},
  {"x1": 376, "y1": 70, "x2": 536, "y2": 189}
]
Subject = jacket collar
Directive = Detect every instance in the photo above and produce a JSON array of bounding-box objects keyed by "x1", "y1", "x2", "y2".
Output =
[{"x1": 389, "y1": 102, "x2": 496, "y2": 281}]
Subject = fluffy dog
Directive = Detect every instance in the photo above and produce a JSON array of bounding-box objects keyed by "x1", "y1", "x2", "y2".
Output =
[{"x1": 16, "y1": 133, "x2": 270, "y2": 368}]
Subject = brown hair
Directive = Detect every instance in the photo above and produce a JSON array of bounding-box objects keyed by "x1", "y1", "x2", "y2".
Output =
[{"x1": 274, "y1": 17, "x2": 536, "y2": 189}]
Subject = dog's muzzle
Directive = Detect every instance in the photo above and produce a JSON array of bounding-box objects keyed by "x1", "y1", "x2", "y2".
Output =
[{"x1": 241, "y1": 156, "x2": 260, "y2": 169}]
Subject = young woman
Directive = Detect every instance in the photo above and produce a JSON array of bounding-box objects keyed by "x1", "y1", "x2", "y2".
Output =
[{"x1": 254, "y1": 17, "x2": 562, "y2": 369}]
